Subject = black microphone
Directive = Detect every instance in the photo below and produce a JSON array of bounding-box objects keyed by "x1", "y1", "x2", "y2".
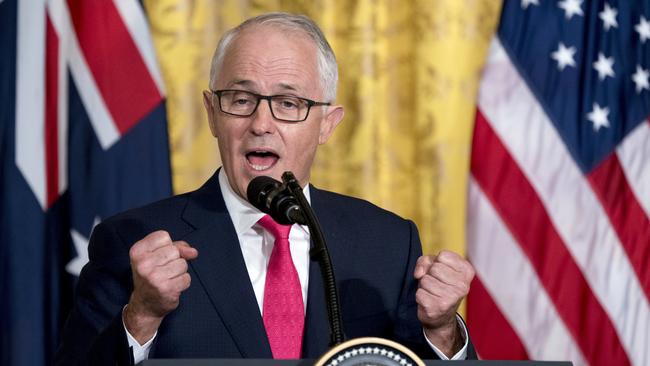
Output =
[
  {"x1": 247, "y1": 176, "x2": 306, "y2": 225},
  {"x1": 249, "y1": 172, "x2": 346, "y2": 346}
]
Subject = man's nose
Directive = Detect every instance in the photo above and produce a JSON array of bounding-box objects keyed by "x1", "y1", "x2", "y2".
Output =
[{"x1": 249, "y1": 99, "x2": 276, "y2": 135}]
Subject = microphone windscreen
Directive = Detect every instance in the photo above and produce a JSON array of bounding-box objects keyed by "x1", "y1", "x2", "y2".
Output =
[{"x1": 246, "y1": 176, "x2": 282, "y2": 213}]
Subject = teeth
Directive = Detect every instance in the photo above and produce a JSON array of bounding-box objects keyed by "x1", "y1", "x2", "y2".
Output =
[
  {"x1": 246, "y1": 150, "x2": 277, "y2": 171},
  {"x1": 250, "y1": 163, "x2": 271, "y2": 171}
]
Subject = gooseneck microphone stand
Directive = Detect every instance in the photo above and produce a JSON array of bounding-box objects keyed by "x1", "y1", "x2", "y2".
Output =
[{"x1": 281, "y1": 171, "x2": 345, "y2": 347}]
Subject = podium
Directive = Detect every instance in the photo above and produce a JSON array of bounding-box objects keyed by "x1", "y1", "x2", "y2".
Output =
[
  {"x1": 140, "y1": 361, "x2": 572, "y2": 366},
  {"x1": 136, "y1": 338, "x2": 571, "y2": 366}
]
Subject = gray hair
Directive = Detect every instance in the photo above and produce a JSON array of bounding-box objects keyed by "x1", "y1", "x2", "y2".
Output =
[{"x1": 209, "y1": 12, "x2": 338, "y2": 102}]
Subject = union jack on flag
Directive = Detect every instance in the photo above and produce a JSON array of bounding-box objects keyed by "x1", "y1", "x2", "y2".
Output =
[
  {"x1": 467, "y1": 1, "x2": 650, "y2": 365},
  {"x1": 0, "y1": 0, "x2": 172, "y2": 364}
]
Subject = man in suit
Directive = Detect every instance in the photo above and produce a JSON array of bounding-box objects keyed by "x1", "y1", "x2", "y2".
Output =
[{"x1": 56, "y1": 12, "x2": 476, "y2": 365}]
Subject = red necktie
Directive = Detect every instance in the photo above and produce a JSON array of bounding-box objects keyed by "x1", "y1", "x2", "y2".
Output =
[{"x1": 258, "y1": 215, "x2": 305, "y2": 359}]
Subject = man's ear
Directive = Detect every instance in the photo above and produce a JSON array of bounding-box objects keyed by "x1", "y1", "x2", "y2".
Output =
[
  {"x1": 203, "y1": 90, "x2": 218, "y2": 138},
  {"x1": 318, "y1": 105, "x2": 344, "y2": 145}
]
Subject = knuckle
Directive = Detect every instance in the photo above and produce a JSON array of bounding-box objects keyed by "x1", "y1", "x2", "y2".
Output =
[
  {"x1": 420, "y1": 274, "x2": 435, "y2": 289},
  {"x1": 416, "y1": 255, "x2": 433, "y2": 269},
  {"x1": 439, "y1": 250, "x2": 457, "y2": 260},
  {"x1": 429, "y1": 264, "x2": 441, "y2": 277},
  {"x1": 456, "y1": 282, "x2": 467, "y2": 294},
  {"x1": 417, "y1": 274, "x2": 429, "y2": 287},
  {"x1": 466, "y1": 263, "x2": 476, "y2": 279},
  {"x1": 152, "y1": 246, "x2": 177, "y2": 265},
  {"x1": 182, "y1": 273, "x2": 192, "y2": 288},
  {"x1": 130, "y1": 240, "x2": 149, "y2": 259},
  {"x1": 173, "y1": 247, "x2": 183, "y2": 260},
  {"x1": 163, "y1": 246, "x2": 181, "y2": 261},
  {"x1": 429, "y1": 265, "x2": 445, "y2": 280},
  {"x1": 424, "y1": 255, "x2": 435, "y2": 265},
  {"x1": 149, "y1": 230, "x2": 172, "y2": 243},
  {"x1": 170, "y1": 258, "x2": 186, "y2": 271},
  {"x1": 174, "y1": 240, "x2": 189, "y2": 248},
  {"x1": 415, "y1": 288, "x2": 427, "y2": 304},
  {"x1": 150, "y1": 271, "x2": 166, "y2": 286},
  {"x1": 173, "y1": 274, "x2": 191, "y2": 293},
  {"x1": 129, "y1": 245, "x2": 139, "y2": 259},
  {"x1": 134, "y1": 261, "x2": 151, "y2": 277}
]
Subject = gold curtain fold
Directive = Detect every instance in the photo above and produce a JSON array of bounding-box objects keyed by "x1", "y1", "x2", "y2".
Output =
[{"x1": 143, "y1": 0, "x2": 502, "y2": 258}]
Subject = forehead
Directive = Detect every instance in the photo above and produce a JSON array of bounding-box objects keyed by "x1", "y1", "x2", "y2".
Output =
[{"x1": 217, "y1": 25, "x2": 321, "y2": 96}]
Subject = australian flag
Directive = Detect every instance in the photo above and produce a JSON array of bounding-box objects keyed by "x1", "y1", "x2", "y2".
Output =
[{"x1": 1, "y1": 1, "x2": 172, "y2": 365}]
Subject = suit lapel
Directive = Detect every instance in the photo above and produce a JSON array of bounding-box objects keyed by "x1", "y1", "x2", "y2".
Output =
[
  {"x1": 182, "y1": 172, "x2": 272, "y2": 358},
  {"x1": 180, "y1": 178, "x2": 347, "y2": 358},
  {"x1": 303, "y1": 252, "x2": 329, "y2": 357},
  {"x1": 302, "y1": 186, "x2": 345, "y2": 358}
]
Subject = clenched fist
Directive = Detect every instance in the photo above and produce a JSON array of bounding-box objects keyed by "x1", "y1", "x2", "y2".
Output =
[
  {"x1": 414, "y1": 250, "x2": 474, "y2": 357},
  {"x1": 123, "y1": 230, "x2": 198, "y2": 344}
]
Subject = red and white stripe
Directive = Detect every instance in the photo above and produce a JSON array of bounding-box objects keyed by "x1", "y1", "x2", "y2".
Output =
[
  {"x1": 617, "y1": 121, "x2": 650, "y2": 218},
  {"x1": 16, "y1": 0, "x2": 47, "y2": 209},
  {"x1": 467, "y1": 38, "x2": 650, "y2": 366},
  {"x1": 468, "y1": 179, "x2": 588, "y2": 365},
  {"x1": 15, "y1": 0, "x2": 164, "y2": 210}
]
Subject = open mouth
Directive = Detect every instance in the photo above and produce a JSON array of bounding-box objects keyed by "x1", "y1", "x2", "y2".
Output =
[{"x1": 245, "y1": 150, "x2": 279, "y2": 171}]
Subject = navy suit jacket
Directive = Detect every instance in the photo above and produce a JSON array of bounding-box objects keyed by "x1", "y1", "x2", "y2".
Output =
[{"x1": 55, "y1": 171, "x2": 476, "y2": 365}]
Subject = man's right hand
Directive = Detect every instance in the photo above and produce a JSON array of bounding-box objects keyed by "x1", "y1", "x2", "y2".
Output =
[{"x1": 123, "y1": 230, "x2": 198, "y2": 344}]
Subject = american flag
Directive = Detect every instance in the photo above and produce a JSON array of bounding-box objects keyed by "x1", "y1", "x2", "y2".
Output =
[
  {"x1": 466, "y1": 1, "x2": 650, "y2": 366},
  {"x1": 1, "y1": 0, "x2": 171, "y2": 364}
]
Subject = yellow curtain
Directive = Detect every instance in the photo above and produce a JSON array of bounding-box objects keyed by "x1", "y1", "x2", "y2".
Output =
[{"x1": 144, "y1": 0, "x2": 502, "y2": 258}]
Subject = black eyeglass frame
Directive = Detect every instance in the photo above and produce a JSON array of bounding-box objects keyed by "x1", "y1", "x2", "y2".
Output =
[{"x1": 211, "y1": 89, "x2": 331, "y2": 122}]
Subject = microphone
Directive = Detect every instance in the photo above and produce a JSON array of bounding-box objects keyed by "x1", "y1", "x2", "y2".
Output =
[
  {"x1": 247, "y1": 176, "x2": 306, "y2": 225},
  {"x1": 249, "y1": 172, "x2": 346, "y2": 346}
]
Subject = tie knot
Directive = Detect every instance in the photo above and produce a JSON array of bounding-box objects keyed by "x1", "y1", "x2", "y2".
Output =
[{"x1": 258, "y1": 215, "x2": 292, "y2": 240}]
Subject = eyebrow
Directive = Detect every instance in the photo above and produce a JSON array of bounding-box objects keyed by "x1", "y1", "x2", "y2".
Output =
[
  {"x1": 227, "y1": 80, "x2": 301, "y2": 94},
  {"x1": 277, "y1": 83, "x2": 298, "y2": 92},
  {"x1": 228, "y1": 80, "x2": 256, "y2": 89}
]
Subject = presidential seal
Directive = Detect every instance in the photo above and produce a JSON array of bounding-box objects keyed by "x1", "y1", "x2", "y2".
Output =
[{"x1": 315, "y1": 337, "x2": 426, "y2": 366}]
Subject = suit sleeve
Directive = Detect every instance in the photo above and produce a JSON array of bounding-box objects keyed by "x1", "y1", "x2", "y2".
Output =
[
  {"x1": 54, "y1": 220, "x2": 136, "y2": 366},
  {"x1": 392, "y1": 220, "x2": 478, "y2": 360}
]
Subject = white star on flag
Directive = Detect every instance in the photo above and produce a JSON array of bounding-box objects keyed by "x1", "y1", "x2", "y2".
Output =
[
  {"x1": 593, "y1": 53, "x2": 615, "y2": 80},
  {"x1": 599, "y1": 3, "x2": 618, "y2": 31},
  {"x1": 631, "y1": 65, "x2": 650, "y2": 93},
  {"x1": 558, "y1": 0, "x2": 584, "y2": 20},
  {"x1": 65, "y1": 217, "x2": 101, "y2": 276},
  {"x1": 521, "y1": 0, "x2": 539, "y2": 9},
  {"x1": 551, "y1": 42, "x2": 577, "y2": 70},
  {"x1": 586, "y1": 103, "x2": 610, "y2": 131},
  {"x1": 635, "y1": 16, "x2": 650, "y2": 43}
]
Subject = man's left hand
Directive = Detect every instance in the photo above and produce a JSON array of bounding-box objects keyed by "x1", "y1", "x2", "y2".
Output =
[{"x1": 414, "y1": 251, "x2": 475, "y2": 357}]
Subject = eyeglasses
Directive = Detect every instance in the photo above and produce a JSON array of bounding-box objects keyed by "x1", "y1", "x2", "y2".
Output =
[{"x1": 212, "y1": 89, "x2": 330, "y2": 122}]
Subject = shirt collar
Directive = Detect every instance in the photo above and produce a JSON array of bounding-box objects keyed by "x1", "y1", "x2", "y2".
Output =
[{"x1": 218, "y1": 168, "x2": 311, "y2": 236}]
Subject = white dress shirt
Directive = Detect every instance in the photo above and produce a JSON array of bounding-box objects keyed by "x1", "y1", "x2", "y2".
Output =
[{"x1": 125, "y1": 169, "x2": 468, "y2": 362}]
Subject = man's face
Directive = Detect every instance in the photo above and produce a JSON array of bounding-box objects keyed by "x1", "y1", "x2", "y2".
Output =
[{"x1": 203, "y1": 25, "x2": 344, "y2": 201}]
